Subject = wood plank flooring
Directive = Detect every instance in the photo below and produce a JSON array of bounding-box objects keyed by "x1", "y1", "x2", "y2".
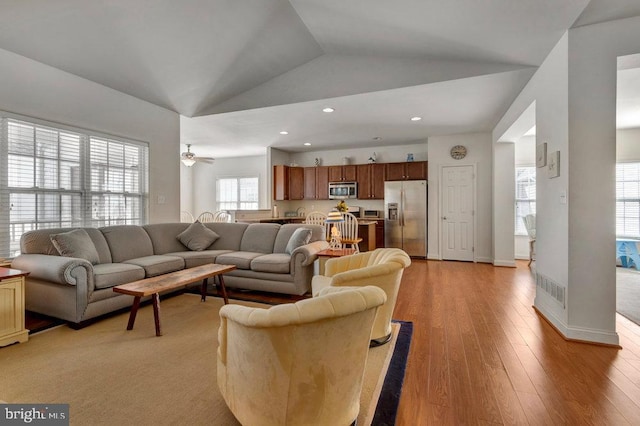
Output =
[{"x1": 394, "y1": 259, "x2": 640, "y2": 425}]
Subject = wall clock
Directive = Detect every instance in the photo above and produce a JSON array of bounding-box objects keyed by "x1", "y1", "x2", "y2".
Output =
[{"x1": 450, "y1": 145, "x2": 467, "y2": 160}]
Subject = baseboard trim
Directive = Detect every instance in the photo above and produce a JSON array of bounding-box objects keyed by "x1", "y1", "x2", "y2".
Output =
[
  {"x1": 493, "y1": 259, "x2": 517, "y2": 267},
  {"x1": 427, "y1": 254, "x2": 441, "y2": 260},
  {"x1": 533, "y1": 304, "x2": 621, "y2": 347}
]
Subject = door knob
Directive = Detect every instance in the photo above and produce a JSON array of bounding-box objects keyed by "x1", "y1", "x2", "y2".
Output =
[{"x1": 442, "y1": 216, "x2": 447, "y2": 220}]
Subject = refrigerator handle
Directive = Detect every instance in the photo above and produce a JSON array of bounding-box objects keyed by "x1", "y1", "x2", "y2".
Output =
[{"x1": 400, "y1": 189, "x2": 404, "y2": 227}]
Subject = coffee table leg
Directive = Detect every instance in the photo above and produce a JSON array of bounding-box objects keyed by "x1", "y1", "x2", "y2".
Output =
[
  {"x1": 152, "y1": 293, "x2": 162, "y2": 336},
  {"x1": 218, "y1": 275, "x2": 229, "y2": 305},
  {"x1": 127, "y1": 296, "x2": 141, "y2": 330},
  {"x1": 201, "y1": 278, "x2": 208, "y2": 302}
]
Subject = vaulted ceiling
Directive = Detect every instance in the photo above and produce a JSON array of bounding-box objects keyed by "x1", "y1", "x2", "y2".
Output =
[{"x1": 0, "y1": 0, "x2": 639, "y2": 158}]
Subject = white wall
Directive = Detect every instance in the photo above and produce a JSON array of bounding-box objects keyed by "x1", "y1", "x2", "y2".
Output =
[
  {"x1": 187, "y1": 155, "x2": 269, "y2": 216},
  {"x1": 494, "y1": 17, "x2": 640, "y2": 345},
  {"x1": 494, "y1": 33, "x2": 574, "y2": 339},
  {"x1": 617, "y1": 128, "x2": 640, "y2": 161},
  {"x1": 427, "y1": 133, "x2": 493, "y2": 263},
  {"x1": 0, "y1": 47, "x2": 180, "y2": 223}
]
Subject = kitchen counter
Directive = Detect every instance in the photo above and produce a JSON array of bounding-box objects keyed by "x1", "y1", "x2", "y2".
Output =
[{"x1": 237, "y1": 217, "x2": 306, "y2": 224}]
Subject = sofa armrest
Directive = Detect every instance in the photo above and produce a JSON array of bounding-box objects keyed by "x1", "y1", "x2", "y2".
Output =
[
  {"x1": 11, "y1": 254, "x2": 94, "y2": 286},
  {"x1": 291, "y1": 240, "x2": 330, "y2": 266}
]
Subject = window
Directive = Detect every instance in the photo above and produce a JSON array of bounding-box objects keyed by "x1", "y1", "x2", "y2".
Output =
[
  {"x1": 616, "y1": 162, "x2": 640, "y2": 238},
  {"x1": 216, "y1": 177, "x2": 259, "y2": 211},
  {"x1": 515, "y1": 167, "x2": 536, "y2": 235},
  {"x1": 0, "y1": 115, "x2": 148, "y2": 258}
]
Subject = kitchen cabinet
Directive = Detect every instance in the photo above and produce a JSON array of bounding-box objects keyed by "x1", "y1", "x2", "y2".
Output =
[
  {"x1": 303, "y1": 167, "x2": 317, "y2": 199},
  {"x1": 356, "y1": 163, "x2": 385, "y2": 199},
  {"x1": 273, "y1": 165, "x2": 289, "y2": 200},
  {"x1": 375, "y1": 221, "x2": 385, "y2": 249},
  {"x1": 328, "y1": 165, "x2": 357, "y2": 182},
  {"x1": 289, "y1": 167, "x2": 304, "y2": 200},
  {"x1": 274, "y1": 165, "x2": 304, "y2": 200},
  {"x1": 385, "y1": 161, "x2": 427, "y2": 180},
  {"x1": 315, "y1": 166, "x2": 329, "y2": 200}
]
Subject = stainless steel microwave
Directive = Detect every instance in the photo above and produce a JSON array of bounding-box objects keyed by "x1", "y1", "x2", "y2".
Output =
[{"x1": 329, "y1": 182, "x2": 358, "y2": 199}]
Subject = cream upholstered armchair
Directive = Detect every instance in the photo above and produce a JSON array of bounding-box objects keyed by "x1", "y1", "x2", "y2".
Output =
[
  {"x1": 217, "y1": 286, "x2": 386, "y2": 426},
  {"x1": 311, "y1": 248, "x2": 411, "y2": 346}
]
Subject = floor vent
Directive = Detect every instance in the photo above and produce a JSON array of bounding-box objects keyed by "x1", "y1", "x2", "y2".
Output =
[{"x1": 535, "y1": 273, "x2": 565, "y2": 308}]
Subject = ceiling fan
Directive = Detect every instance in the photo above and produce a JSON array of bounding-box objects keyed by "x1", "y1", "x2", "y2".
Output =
[{"x1": 180, "y1": 144, "x2": 214, "y2": 167}]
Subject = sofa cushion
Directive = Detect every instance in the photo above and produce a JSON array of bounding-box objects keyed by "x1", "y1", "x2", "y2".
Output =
[
  {"x1": 273, "y1": 224, "x2": 325, "y2": 253},
  {"x1": 93, "y1": 263, "x2": 146, "y2": 290},
  {"x1": 177, "y1": 221, "x2": 220, "y2": 251},
  {"x1": 239, "y1": 224, "x2": 280, "y2": 253},
  {"x1": 166, "y1": 250, "x2": 233, "y2": 268},
  {"x1": 123, "y1": 255, "x2": 185, "y2": 277},
  {"x1": 285, "y1": 227, "x2": 312, "y2": 254},
  {"x1": 216, "y1": 251, "x2": 264, "y2": 270},
  {"x1": 50, "y1": 229, "x2": 100, "y2": 265},
  {"x1": 101, "y1": 225, "x2": 154, "y2": 263},
  {"x1": 251, "y1": 254, "x2": 291, "y2": 274}
]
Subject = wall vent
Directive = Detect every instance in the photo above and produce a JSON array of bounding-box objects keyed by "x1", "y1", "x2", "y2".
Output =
[{"x1": 535, "y1": 273, "x2": 565, "y2": 308}]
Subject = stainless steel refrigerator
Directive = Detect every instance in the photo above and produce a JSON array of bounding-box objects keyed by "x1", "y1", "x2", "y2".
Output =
[{"x1": 384, "y1": 180, "x2": 427, "y2": 257}]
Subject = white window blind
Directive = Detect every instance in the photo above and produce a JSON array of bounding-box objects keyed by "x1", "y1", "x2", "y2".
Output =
[
  {"x1": 515, "y1": 167, "x2": 536, "y2": 235},
  {"x1": 0, "y1": 116, "x2": 148, "y2": 258},
  {"x1": 616, "y1": 162, "x2": 640, "y2": 237},
  {"x1": 216, "y1": 177, "x2": 259, "y2": 211}
]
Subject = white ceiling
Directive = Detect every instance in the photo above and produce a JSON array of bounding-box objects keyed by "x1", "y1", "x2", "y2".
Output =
[{"x1": 0, "y1": 0, "x2": 639, "y2": 158}]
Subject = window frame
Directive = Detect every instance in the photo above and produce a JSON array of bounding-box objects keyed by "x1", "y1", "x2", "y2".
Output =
[
  {"x1": 0, "y1": 112, "x2": 149, "y2": 258},
  {"x1": 515, "y1": 166, "x2": 536, "y2": 236},
  {"x1": 215, "y1": 176, "x2": 259, "y2": 211},
  {"x1": 616, "y1": 161, "x2": 640, "y2": 238}
]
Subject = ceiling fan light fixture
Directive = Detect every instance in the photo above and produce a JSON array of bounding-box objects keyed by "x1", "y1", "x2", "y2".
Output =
[{"x1": 181, "y1": 156, "x2": 196, "y2": 167}]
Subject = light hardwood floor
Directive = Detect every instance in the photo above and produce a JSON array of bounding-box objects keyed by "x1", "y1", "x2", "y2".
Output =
[{"x1": 393, "y1": 259, "x2": 640, "y2": 425}]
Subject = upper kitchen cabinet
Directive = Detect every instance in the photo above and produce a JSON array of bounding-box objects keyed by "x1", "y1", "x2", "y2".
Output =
[
  {"x1": 328, "y1": 165, "x2": 357, "y2": 182},
  {"x1": 385, "y1": 161, "x2": 427, "y2": 181},
  {"x1": 289, "y1": 167, "x2": 305, "y2": 200},
  {"x1": 356, "y1": 163, "x2": 385, "y2": 199},
  {"x1": 315, "y1": 166, "x2": 329, "y2": 200},
  {"x1": 273, "y1": 165, "x2": 304, "y2": 200},
  {"x1": 304, "y1": 167, "x2": 317, "y2": 199},
  {"x1": 273, "y1": 165, "x2": 289, "y2": 200}
]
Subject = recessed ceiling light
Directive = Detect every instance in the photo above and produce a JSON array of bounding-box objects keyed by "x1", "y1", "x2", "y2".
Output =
[
  {"x1": 279, "y1": 131, "x2": 289, "y2": 135},
  {"x1": 373, "y1": 137, "x2": 382, "y2": 140},
  {"x1": 410, "y1": 116, "x2": 422, "y2": 121},
  {"x1": 322, "y1": 107, "x2": 335, "y2": 113},
  {"x1": 303, "y1": 142, "x2": 311, "y2": 146}
]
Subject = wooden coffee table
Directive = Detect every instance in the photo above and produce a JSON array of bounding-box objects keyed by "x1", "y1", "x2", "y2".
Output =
[{"x1": 113, "y1": 263, "x2": 236, "y2": 336}]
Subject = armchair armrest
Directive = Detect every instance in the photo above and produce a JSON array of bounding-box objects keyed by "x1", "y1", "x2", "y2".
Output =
[
  {"x1": 11, "y1": 254, "x2": 93, "y2": 286},
  {"x1": 324, "y1": 251, "x2": 371, "y2": 276},
  {"x1": 328, "y1": 263, "x2": 402, "y2": 287}
]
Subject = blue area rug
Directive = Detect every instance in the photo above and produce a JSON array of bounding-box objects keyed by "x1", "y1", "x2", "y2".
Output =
[{"x1": 372, "y1": 320, "x2": 413, "y2": 425}]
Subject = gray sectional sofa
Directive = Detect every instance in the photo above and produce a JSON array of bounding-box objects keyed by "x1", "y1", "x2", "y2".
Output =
[{"x1": 11, "y1": 222, "x2": 328, "y2": 326}]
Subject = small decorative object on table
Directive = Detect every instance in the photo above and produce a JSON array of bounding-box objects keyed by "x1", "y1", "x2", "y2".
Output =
[
  {"x1": 336, "y1": 200, "x2": 348, "y2": 212},
  {"x1": 325, "y1": 209, "x2": 345, "y2": 250}
]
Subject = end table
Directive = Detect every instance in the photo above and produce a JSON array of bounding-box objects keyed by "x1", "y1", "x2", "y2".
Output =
[
  {"x1": 316, "y1": 248, "x2": 356, "y2": 275},
  {"x1": 0, "y1": 267, "x2": 30, "y2": 347}
]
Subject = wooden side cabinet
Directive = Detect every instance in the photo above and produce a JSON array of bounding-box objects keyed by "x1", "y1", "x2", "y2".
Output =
[{"x1": 0, "y1": 268, "x2": 30, "y2": 347}]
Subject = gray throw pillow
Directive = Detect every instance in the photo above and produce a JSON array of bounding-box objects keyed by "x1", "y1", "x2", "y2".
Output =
[
  {"x1": 177, "y1": 221, "x2": 220, "y2": 251},
  {"x1": 285, "y1": 227, "x2": 313, "y2": 254},
  {"x1": 50, "y1": 229, "x2": 100, "y2": 265}
]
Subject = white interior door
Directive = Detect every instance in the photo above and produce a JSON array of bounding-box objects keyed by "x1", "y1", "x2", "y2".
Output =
[{"x1": 441, "y1": 165, "x2": 475, "y2": 261}]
